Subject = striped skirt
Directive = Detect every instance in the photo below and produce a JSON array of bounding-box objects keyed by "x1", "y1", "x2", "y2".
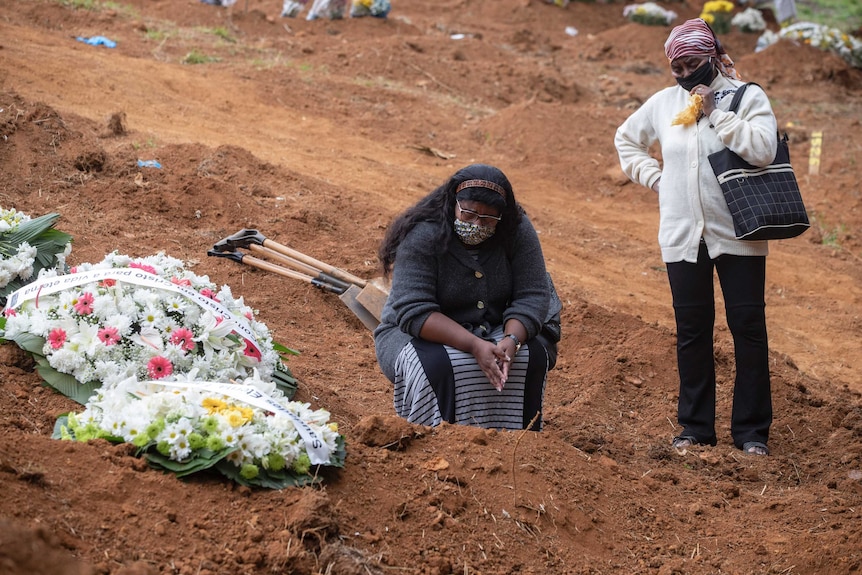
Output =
[{"x1": 392, "y1": 328, "x2": 548, "y2": 430}]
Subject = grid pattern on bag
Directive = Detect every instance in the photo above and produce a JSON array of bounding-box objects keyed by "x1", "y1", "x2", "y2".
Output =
[
  {"x1": 711, "y1": 149, "x2": 810, "y2": 240},
  {"x1": 708, "y1": 83, "x2": 810, "y2": 241}
]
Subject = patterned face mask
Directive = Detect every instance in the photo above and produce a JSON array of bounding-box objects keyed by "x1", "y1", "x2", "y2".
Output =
[{"x1": 454, "y1": 219, "x2": 496, "y2": 245}]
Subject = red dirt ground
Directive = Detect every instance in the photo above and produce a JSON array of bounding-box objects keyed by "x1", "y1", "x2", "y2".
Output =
[{"x1": 1, "y1": 0, "x2": 861, "y2": 574}]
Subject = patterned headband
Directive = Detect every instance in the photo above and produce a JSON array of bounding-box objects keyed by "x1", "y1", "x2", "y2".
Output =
[
  {"x1": 455, "y1": 179, "x2": 507, "y2": 198},
  {"x1": 665, "y1": 18, "x2": 718, "y2": 61},
  {"x1": 664, "y1": 18, "x2": 740, "y2": 79}
]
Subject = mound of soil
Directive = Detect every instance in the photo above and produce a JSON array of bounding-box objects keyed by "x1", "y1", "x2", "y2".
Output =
[{"x1": 1, "y1": 1, "x2": 861, "y2": 574}]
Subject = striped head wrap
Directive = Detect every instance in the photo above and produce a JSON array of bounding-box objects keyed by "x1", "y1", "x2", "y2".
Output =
[
  {"x1": 456, "y1": 179, "x2": 507, "y2": 198},
  {"x1": 664, "y1": 18, "x2": 740, "y2": 80}
]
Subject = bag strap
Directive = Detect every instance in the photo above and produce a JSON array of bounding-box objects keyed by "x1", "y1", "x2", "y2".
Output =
[
  {"x1": 727, "y1": 81, "x2": 785, "y2": 145},
  {"x1": 727, "y1": 82, "x2": 763, "y2": 112},
  {"x1": 727, "y1": 82, "x2": 763, "y2": 113}
]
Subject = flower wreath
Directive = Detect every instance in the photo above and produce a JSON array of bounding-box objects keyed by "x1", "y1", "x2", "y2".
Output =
[
  {"x1": 54, "y1": 371, "x2": 345, "y2": 488},
  {"x1": 1, "y1": 251, "x2": 297, "y2": 404}
]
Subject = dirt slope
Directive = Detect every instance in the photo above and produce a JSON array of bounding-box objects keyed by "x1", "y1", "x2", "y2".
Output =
[{"x1": 1, "y1": 1, "x2": 861, "y2": 574}]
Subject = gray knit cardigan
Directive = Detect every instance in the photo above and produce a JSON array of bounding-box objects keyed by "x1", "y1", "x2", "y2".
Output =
[{"x1": 374, "y1": 217, "x2": 550, "y2": 382}]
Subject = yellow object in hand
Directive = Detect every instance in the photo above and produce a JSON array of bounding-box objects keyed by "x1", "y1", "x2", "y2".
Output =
[{"x1": 671, "y1": 94, "x2": 704, "y2": 126}]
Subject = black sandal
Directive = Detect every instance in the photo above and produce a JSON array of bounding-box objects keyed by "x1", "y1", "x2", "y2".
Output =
[
  {"x1": 742, "y1": 441, "x2": 769, "y2": 456},
  {"x1": 671, "y1": 435, "x2": 698, "y2": 449}
]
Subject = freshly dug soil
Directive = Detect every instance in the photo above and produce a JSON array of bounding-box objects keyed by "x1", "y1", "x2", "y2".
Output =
[{"x1": 1, "y1": 1, "x2": 861, "y2": 574}]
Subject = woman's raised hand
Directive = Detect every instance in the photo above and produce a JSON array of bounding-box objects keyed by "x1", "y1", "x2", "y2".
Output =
[{"x1": 691, "y1": 84, "x2": 716, "y2": 117}]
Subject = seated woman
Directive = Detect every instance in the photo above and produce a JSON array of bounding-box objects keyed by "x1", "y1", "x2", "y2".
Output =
[{"x1": 373, "y1": 164, "x2": 560, "y2": 431}]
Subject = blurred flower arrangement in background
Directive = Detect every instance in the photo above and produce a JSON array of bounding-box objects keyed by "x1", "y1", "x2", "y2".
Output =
[
  {"x1": 732, "y1": 7, "x2": 767, "y2": 33},
  {"x1": 700, "y1": 0, "x2": 735, "y2": 34},
  {"x1": 624, "y1": 1, "x2": 678, "y2": 26},
  {"x1": 779, "y1": 22, "x2": 862, "y2": 68}
]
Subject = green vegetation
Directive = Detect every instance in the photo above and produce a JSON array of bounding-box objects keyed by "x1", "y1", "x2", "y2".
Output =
[
  {"x1": 132, "y1": 137, "x2": 158, "y2": 150},
  {"x1": 209, "y1": 27, "x2": 237, "y2": 43},
  {"x1": 59, "y1": 0, "x2": 138, "y2": 18},
  {"x1": 797, "y1": 0, "x2": 862, "y2": 33},
  {"x1": 810, "y1": 212, "x2": 849, "y2": 248},
  {"x1": 182, "y1": 50, "x2": 220, "y2": 65},
  {"x1": 821, "y1": 223, "x2": 847, "y2": 247},
  {"x1": 60, "y1": 0, "x2": 97, "y2": 9},
  {"x1": 145, "y1": 28, "x2": 169, "y2": 42}
]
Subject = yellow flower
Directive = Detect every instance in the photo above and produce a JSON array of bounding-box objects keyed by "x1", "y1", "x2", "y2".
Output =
[
  {"x1": 700, "y1": 12, "x2": 715, "y2": 24},
  {"x1": 202, "y1": 397, "x2": 227, "y2": 414},
  {"x1": 671, "y1": 94, "x2": 704, "y2": 126},
  {"x1": 227, "y1": 409, "x2": 248, "y2": 428},
  {"x1": 703, "y1": 0, "x2": 734, "y2": 13}
]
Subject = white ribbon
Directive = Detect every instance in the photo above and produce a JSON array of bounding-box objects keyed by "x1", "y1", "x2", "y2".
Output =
[
  {"x1": 3, "y1": 267, "x2": 259, "y2": 352},
  {"x1": 147, "y1": 380, "x2": 332, "y2": 465}
]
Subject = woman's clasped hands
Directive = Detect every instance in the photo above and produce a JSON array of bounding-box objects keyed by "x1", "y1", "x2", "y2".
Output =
[{"x1": 472, "y1": 337, "x2": 514, "y2": 392}]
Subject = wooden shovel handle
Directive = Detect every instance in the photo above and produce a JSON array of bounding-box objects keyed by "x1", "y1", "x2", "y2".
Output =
[
  {"x1": 240, "y1": 254, "x2": 345, "y2": 294},
  {"x1": 247, "y1": 244, "x2": 352, "y2": 292},
  {"x1": 261, "y1": 238, "x2": 368, "y2": 288}
]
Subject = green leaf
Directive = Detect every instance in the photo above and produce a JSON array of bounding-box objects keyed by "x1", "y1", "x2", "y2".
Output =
[
  {"x1": 52, "y1": 414, "x2": 71, "y2": 439},
  {"x1": 273, "y1": 360, "x2": 298, "y2": 400},
  {"x1": 10, "y1": 332, "x2": 47, "y2": 356},
  {"x1": 0, "y1": 213, "x2": 61, "y2": 254},
  {"x1": 329, "y1": 434, "x2": 347, "y2": 468},
  {"x1": 0, "y1": 214, "x2": 72, "y2": 302},
  {"x1": 35, "y1": 359, "x2": 100, "y2": 405},
  {"x1": 214, "y1": 460, "x2": 319, "y2": 489},
  {"x1": 272, "y1": 340, "x2": 300, "y2": 357},
  {"x1": 145, "y1": 447, "x2": 235, "y2": 477}
]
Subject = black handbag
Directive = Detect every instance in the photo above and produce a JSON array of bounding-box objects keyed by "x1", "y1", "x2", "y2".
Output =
[{"x1": 708, "y1": 83, "x2": 810, "y2": 241}]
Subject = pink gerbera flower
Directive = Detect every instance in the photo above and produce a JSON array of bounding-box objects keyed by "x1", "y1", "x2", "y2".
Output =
[
  {"x1": 170, "y1": 277, "x2": 192, "y2": 287},
  {"x1": 200, "y1": 288, "x2": 220, "y2": 302},
  {"x1": 242, "y1": 339, "x2": 262, "y2": 362},
  {"x1": 73, "y1": 292, "x2": 95, "y2": 315},
  {"x1": 130, "y1": 262, "x2": 157, "y2": 275},
  {"x1": 48, "y1": 328, "x2": 67, "y2": 350},
  {"x1": 147, "y1": 356, "x2": 173, "y2": 380},
  {"x1": 3, "y1": 308, "x2": 16, "y2": 317},
  {"x1": 97, "y1": 326, "x2": 121, "y2": 346},
  {"x1": 170, "y1": 327, "x2": 196, "y2": 351}
]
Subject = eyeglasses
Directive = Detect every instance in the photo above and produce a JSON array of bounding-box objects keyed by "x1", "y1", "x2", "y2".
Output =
[{"x1": 456, "y1": 200, "x2": 502, "y2": 224}]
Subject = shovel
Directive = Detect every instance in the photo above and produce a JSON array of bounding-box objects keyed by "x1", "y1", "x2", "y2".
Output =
[
  {"x1": 212, "y1": 235, "x2": 353, "y2": 293},
  {"x1": 209, "y1": 230, "x2": 390, "y2": 332},
  {"x1": 214, "y1": 229, "x2": 368, "y2": 288}
]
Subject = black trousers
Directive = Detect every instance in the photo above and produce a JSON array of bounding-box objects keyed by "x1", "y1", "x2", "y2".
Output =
[{"x1": 666, "y1": 242, "x2": 772, "y2": 448}]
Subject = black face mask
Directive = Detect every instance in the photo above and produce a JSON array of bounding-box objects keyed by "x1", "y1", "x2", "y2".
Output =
[{"x1": 676, "y1": 60, "x2": 714, "y2": 92}]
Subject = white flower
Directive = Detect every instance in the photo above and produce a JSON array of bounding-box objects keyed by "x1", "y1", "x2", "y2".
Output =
[
  {"x1": 69, "y1": 321, "x2": 102, "y2": 357},
  {"x1": 623, "y1": 2, "x2": 677, "y2": 25},
  {"x1": 732, "y1": 7, "x2": 766, "y2": 32}
]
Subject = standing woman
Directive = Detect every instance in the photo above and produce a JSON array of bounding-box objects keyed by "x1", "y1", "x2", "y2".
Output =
[
  {"x1": 374, "y1": 164, "x2": 560, "y2": 431},
  {"x1": 614, "y1": 19, "x2": 778, "y2": 455}
]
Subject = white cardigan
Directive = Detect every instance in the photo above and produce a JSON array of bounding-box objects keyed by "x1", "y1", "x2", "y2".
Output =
[{"x1": 615, "y1": 75, "x2": 778, "y2": 263}]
